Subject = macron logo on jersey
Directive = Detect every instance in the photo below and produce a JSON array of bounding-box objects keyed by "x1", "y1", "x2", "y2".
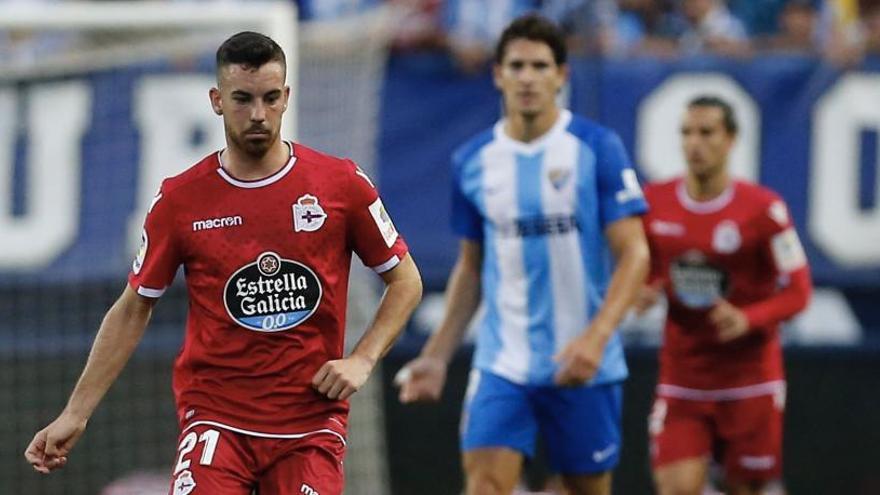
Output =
[{"x1": 192, "y1": 216, "x2": 243, "y2": 232}]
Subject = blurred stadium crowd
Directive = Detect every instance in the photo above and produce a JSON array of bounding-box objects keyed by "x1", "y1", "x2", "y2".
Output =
[{"x1": 4, "y1": 0, "x2": 880, "y2": 69}]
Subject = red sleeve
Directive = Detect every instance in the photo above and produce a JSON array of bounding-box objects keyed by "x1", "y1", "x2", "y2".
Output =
[
  {"x1": 127, "y1": 181, "x2": 182, "y2": 297},
  {"x1": 345, "y1": 161, "x2": 409, "y2": 273},
  {"x1": 641, "y1": 184, "x2": 668, "y2": 288},
  {"x1": 742, "y1": 196, "x2": 812, "y2": 329}
]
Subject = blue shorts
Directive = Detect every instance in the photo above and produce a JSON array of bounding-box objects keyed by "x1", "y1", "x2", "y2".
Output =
[{"x1": 460, "y1": 369, "x2": 623, "y2": 475}]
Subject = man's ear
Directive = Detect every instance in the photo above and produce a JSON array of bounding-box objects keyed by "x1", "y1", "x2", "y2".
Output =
[{"x1": 209, "y1": 87, "x2": 223, "y2": 115}]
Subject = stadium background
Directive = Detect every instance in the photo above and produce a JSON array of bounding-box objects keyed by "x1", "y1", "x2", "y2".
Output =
[{"x1": 2, "y1": 1, "x2": 879, "y2": 494}]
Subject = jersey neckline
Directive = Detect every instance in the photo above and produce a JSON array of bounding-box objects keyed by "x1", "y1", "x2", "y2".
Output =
[
  {"x1": 493, "y1": 109, "x2": 572, "y2": 155},
  {"x1": 216, "y1": 141, "x2": 296, "y2": 189},
  {"x1": 675, "y1": 179, "x2": 735, "y2": 214}
]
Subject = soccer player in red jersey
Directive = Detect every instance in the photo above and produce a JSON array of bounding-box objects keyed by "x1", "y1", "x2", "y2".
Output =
[
  {"x1": 635, "y1": 96, "x2": 812, "y2": 495},
  {"x1": 24, "y1": 32, "x2": 422, "y2": 495}
]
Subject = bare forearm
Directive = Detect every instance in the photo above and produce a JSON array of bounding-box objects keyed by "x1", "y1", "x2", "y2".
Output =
[
  {"x1": 64, "y1": 291, "x2": 152, "y2": 420},
  {"x1": 590, "y1": 220, "x2": 650, "y2": 339},
  {"x1": 351, "y1": 258, "x2": 423, "y2": 364},
  {"x1": 421, "y1": 259, "x2": 481, "y2": 363}
]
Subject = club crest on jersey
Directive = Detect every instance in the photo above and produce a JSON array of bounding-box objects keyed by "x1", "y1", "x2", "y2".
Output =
[
  {"x1": 548, "y1": 168, "x2": 572, "y2": 190},
  {"x1": 224, "y1": 251, "x2": 322, "y2": 332},
  {"x1": 173, "y1": 470, "x2": 196, "y2": 495},
  {"x1": 712, "y1": 220, "x2": 741, "y2": 254},
  {"x1": 293, "y1": 194, "x2": 327, "y2": 232}
]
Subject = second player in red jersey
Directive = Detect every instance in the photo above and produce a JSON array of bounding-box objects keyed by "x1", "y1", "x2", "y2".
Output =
[{"x1": 636, "y1": 96, "x2": 811, "y2": 495}]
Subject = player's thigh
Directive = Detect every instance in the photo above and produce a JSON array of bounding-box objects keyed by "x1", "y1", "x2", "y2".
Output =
[
  {"x1": 462, "y1": 447, "x2": 524, "y2": 495},
  {"x1": 653, "y1": 457, "x2": 710, "y2": 495},
  {"x1": 718, "y1": 394, "x2": 784, "y2": 486},
  {"x1": 650, "y1": 396, "x2": 713, "y2": 470},
  {"x1": 532, "y1": 382, "x2": 622, "y2": 476},
  {"x1": 460, "y1": 370, "x2": 538, "y2": 458},
  {"x1": 257, "y1": 434, "x2": 345, "y2": 495},
  {"x1": 650, "y1": 397, "x2": 713, "y2": 495},
  {"x1": 559, "y1": 471, "x2": 612, "y2": 495},
  {"x1": 168, "y1": 425, "x2": 254, "y2": 495}
]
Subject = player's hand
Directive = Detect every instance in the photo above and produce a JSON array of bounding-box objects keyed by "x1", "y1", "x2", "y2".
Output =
[
  {"x1": 394, "y1": 356, "x2": 448, "y2": 403},
  {"x1": 553, "y1": 329, "x2": 607, "y2": 386},
  {"x1": 633, "y1": 283, "x2": 662, "y2": 315},
  {"x1": 710, "y1": 299, "x2": 750, "y2": 342},
  {"x1": 24, "y1": 412, "x2": 87, "y2": 474},
  {"x1": 311, "y1": 354, "x2": 375, "y2": 401}
]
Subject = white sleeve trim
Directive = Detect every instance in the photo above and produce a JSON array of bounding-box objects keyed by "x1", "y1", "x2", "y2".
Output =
[
  {"x1": 137, "y1": 285, "x2": 166, "y2": 298},
  {"x1": 372, "y1": 255, "x2": 401, "y2": 274}
]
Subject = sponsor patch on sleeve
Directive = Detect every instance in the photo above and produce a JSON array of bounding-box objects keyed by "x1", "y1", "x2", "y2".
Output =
[
  {"x1": 768, "y1": 200, "x2": 789, "y2": 227},
  {"x1": 615, "y1": 169, "x2": 644, "y2": 204},
  {"x1": 368, "y1": 198, "x2": 398, "y2": 248},
  {"x1": 770, "y1": 227, "x2": 807, "y2": 273},
  {"x1": 132, "y1": 228, "x2": 148, "y2": 275}
]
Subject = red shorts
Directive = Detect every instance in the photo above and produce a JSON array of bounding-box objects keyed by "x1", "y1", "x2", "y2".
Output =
[
  {"x1": 649, "y1": 390, "x2": 784, "y2": 482},
  {"x1": 167, "y1": 423, "x2": 345, "y2": 495}
]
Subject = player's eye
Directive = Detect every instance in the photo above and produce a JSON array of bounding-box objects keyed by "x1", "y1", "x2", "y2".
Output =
[{"x1": 509, "y1": 61, "x2": 524, "y2": 70}]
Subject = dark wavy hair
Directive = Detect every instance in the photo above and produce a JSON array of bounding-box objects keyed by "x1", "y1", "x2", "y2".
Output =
[
  {"x1": 688, "y1": 95, "x2": 738, "y2": 135},
  {"x1": 216, "y1": 31, "x2": 286, "y2": 79},
  {"x1": 494, "y1": 14, "x2": 567, "y2": 66}
]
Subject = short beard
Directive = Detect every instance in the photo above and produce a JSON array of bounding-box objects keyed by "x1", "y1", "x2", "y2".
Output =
[{"x1": 228, "y1": 126, "x2": 275, "y2": 159}]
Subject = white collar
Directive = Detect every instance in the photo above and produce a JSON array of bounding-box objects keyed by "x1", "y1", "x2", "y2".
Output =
[{"x1": 217, "y1": 141, "x2": 296, "y2": 189}]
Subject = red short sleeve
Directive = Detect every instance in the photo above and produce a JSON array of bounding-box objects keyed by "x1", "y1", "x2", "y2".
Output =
[
  {"x1": 345, "y1": 162, "x2": 408, "y2": 273},
  {"x1": 128, "y1": 182, "x2": 182, "y2": 297}
]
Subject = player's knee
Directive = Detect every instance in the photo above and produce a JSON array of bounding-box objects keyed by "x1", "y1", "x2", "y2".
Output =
[
  {"x1": 654, "y1": 475, "x2": 704, "y2": 495},
  {"x1": 465, "y1": 471, "x2": 512, "y2": 495}
]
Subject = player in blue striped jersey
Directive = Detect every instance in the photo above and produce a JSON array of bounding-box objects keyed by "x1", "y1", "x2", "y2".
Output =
[{"x1": 397, "y1": 14, "x2": 649, "y2": 495}]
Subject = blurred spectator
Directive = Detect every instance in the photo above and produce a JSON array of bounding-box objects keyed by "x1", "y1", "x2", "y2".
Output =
[
  {"x1": 294, "y1": 0, "x2": 381, "y2": 20},
  {"x1": 614, "y1": 0, "x2": 686, "y2": 58},
  {"x1": 0, "y1": 0, "x2": 74, "y2": 68},
  {"x1": 388, "y1": 0, "x2": 447, "y2": 51},
  {"x1": 862, "y1": 1, "x2": 880, "y2": 55},
  {"x1": 728, "y1": 0, "x2": 789, "y2": 36},
  {"x1": 760, "y1": 0, "x2": 822, "y2": 54},
  {"x1": 678, "y1": 0, "x2": 752, "y2": 57},
  {"x1": 443, "y1": 0, "x2": 619, "y2": 72},
  {"x1": 821, "y1": 0, "x2": 864, "y2": 64}
]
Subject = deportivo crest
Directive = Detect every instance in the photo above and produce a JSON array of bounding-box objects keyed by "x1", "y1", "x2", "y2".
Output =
[
  {"x1": 224, "y1": 251, "x2": 322, "y2": 332},
  {"x1": 173, "y1": 470, "x2": 196, "y2": 495},
  {"x1": 712, "y1": 220, "x2": 741, "y2": 254},
  {"x1": 293, "y1": 194, "x2": 327, "y2": 232}
]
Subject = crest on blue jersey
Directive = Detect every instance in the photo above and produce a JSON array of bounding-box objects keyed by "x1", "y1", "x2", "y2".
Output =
[{"x1": 548, "y1": 168, "x2": 572, "y2": 190}]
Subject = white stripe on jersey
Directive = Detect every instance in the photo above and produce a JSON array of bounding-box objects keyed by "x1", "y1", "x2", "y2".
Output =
[
  {"x1": 541, "y1": 133, "x2": 589, "y2": 355},
  {"x1": 481, "y1": 140, "x2": 530, "y2": 383}
]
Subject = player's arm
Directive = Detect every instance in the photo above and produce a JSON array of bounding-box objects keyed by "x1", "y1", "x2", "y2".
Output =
[
  {"x1": 397, "y1": 239, "x2": 482, "y2": 403},
  {"x1": 24, "y1": 286, "x2": 156, "y2": 473},
  {"x1": 633, "y1": 213, "x2": 665, "y2": 315},
  {"x1": 312, "y1": 253, "x2": 423, "y2": 401},
  {"x1": 555, "y1": 216, "x2": 650, "y2": 385},
  {"x1": 712, "y1": 214, "x2": 813, "y2": 341}
]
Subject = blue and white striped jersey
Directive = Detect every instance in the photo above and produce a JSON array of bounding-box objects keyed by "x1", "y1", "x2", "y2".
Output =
[{"x1": 451, "y1": 110, "x2": 647, "y2": 386}]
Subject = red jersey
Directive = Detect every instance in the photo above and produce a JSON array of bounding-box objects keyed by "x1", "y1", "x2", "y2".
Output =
[
  {"x1": 643, "y1": 178, "x2": 811, "y2": 394},
  {"x1": 128, "y1": 142, "x2": 408, "y2": 436}
]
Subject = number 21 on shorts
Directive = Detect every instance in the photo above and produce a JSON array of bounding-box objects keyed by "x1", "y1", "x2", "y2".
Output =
[{"x1": 174, "y1": 429, "x2": 220, "y2": 474}]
